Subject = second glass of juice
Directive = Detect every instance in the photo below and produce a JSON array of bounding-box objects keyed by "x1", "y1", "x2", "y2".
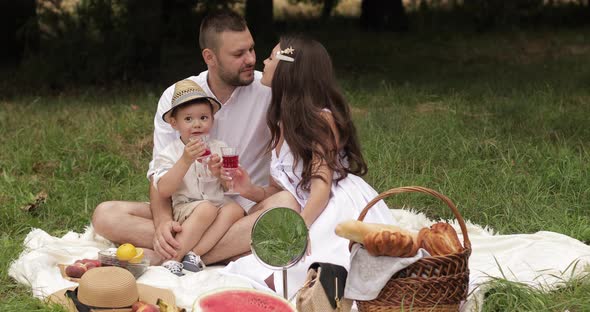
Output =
[{"x1": 221, "y1": 147, "x2": 239, "y2": 195}]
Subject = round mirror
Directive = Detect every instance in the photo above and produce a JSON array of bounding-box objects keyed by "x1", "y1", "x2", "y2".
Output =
[{"x1": 251, "y1": 207, "x2": 308, "y2": 269}]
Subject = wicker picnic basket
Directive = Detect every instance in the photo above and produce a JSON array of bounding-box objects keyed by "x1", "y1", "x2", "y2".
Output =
[{"x1": 350, "y1": 186, "x2": 471, "y2": 312}]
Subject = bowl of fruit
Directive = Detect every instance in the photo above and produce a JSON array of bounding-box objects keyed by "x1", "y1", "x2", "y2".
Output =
[{"x1": 98, "y1": 243, "x2": 149, "y2": 279}]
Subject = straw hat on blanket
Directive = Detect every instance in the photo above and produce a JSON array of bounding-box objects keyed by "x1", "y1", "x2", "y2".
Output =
[{"x1": 48, "y1": 266, "x2": 174, "y2": 311}]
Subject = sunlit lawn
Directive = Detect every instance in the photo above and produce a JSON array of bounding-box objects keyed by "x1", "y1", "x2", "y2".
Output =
[{"x1": 1, "y1": 25, "x2": 589, "y2": 311}]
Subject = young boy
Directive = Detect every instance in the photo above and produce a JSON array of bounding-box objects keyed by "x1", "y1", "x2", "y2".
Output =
[{"x1": 152, "y1": 79, "x2": 244, "y2": 276}]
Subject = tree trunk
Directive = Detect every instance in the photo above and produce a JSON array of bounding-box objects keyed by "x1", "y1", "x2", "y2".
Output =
[
  {"x1": 161, "y1": 0, "x2": 198, "y2": 41},
  {"x1": 123, "y1": 0, "x2": 162, "y2": 80},
  {"x1": 360, "y1": 0, "x2": 407, "y2": 31},
  {"x1": 388, "y1": 0, "x2": 408, "y2": 31},
  {"x1": 0, "y1": 0, "x2": 38, "y2": 65},
  {"x1": 322, "y1": 0, "x2": 336, "y2": 20},
  {"x1": 245, "y1": 0, "x2": 273, "y2": 41}
]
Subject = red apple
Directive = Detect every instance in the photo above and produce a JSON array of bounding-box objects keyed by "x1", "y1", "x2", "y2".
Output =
[
  {"x1": 84, "y1": 262, "x2": 98, "y2": 270},
  {"x1": 132, "y1": 301, "x2": 146, "y2": 312},
  {"x1": 76, "y1": 258, "x2": 101, "y2": 267},
  {"x1": 84, "y1": 259, "x2": 102, "y2": 267},
  {"x1": 65, "y1": 262, "x2": 87, "y2": 278},
  {"x1": 136, "y1": 303, "x2": 159, "y2": 312}
]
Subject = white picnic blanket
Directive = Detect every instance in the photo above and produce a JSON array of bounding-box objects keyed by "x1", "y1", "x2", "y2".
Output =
[
  {"x1": 6, "y1": 227, "x2": 252, "y2": 310},
  {"x1": 9, "y1": 209, "x2": 590, "y2": 311}
]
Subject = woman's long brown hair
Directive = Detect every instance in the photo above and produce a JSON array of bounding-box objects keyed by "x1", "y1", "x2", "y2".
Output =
[{"x1": 267, "y1": 35, "x2": 367, "y2": 194}]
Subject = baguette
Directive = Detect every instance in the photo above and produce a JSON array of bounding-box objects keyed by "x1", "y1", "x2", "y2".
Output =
[{"x1": 335, "y1": 220, "x2": 417, "y2": 244}]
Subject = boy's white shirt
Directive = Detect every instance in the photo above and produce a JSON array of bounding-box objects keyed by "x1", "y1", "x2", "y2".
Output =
[
  {"x1": 152, "y1": 138, "x2": 227, "y2": 208},
  {"x1": 149, "y1": 71, "x2": 272, "y2": 211}
]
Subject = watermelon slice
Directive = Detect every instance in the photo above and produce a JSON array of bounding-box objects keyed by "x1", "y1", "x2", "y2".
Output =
[{"x1": 193, "y1": 288, "x2": 295, "y2": 312}]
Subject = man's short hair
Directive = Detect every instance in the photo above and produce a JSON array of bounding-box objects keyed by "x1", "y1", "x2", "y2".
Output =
[{"x1": 199, "y1": 10, "x2": 248, "y2": 51}]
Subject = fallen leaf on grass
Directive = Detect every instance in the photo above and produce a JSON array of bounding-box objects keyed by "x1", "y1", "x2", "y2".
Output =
[{"x1": 20, "y1": 191, "x2": 48, "y2": 213}]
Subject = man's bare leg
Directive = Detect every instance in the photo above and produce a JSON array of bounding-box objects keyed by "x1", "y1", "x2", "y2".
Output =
[
  {"x1": 92, "y1": 201, "x2": 154, "y2": 247},
  {"x1": 93, "y1": 181, "x2": 181, "y2": 265},
  {"x1": 92, "y1": 201, "x2": 165, "y2": 265},
  {"x1": 201, "y1": 191, "x2": 300, "y2": 265}
]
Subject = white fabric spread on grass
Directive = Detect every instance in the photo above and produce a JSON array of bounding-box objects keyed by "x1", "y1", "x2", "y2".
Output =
[
  {"x1": 9, "y1": 209, "x2": 590, "y2": 312},
  {"x1": 7, "y1": 227, "x2": 252, "y2": 310}
]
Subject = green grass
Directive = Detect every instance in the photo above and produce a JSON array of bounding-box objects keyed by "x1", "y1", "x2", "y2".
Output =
[
  {"x1": 1, "y1": 26, "x2": 590, "y2": 311},
  {"x1": 251, "y1": 208, "x2": 308, "y2": 267},
  {"x1": 481, "y1": 272, "x2": 590, "y2": 312}
]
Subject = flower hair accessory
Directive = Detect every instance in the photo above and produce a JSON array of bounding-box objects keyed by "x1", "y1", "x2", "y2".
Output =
[{"x1": 275, "y1": 46, "x2": 295, "y2": 62}]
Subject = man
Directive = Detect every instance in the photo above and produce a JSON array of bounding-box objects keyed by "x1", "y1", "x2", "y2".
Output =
[{"x1": 92, "y1": 10, "x2": 297, "y2": 265}]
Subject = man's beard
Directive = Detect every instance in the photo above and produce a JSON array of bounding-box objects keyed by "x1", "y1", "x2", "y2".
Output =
[{"x1": 219, "y1": 65, "x2": 255, "y2": 87}]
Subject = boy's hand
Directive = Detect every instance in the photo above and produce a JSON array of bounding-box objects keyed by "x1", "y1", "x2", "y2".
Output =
[
  {"x1": 181, "y1": 139, "x2": 207, "y2": 165},
  {"x1": 208, "y1": 154, "x2": 222, "y2": 177}
]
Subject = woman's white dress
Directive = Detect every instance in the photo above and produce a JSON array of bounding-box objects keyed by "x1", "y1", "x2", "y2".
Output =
[{"x1": 223, "y1": 141, "x2": 394, "y2": 299}]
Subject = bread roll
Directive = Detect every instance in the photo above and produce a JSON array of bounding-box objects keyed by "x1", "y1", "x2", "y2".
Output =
[
  {"x1": 363, "y1": 230, "x2": 417, "y2": 257},
  {"x1": 417, "y1": 222, "x2": 463, "y2": 256}
]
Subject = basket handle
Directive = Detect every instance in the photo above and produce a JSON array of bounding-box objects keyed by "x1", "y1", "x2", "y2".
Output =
[{"x1": 352, "y1": 186, "x2": 471, "y2": 251}]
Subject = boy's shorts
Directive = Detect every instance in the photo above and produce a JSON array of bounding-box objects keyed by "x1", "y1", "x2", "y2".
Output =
[{"x1": 173, "y1": 197, "x2": 234, "y2": 224}]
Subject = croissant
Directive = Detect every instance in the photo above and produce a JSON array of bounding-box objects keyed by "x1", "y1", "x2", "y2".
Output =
[
  {"x1": 417, "y1": 222, "x2": 463, "y2": 256},
  {"x1": 363, "y1": 230, "x2": 418, "y2": 257}
]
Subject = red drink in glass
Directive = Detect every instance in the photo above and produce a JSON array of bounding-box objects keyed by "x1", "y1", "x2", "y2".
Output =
[
  {"x1": 194, "y1": 135, "x2": 211, "y2": 173},
  {"x1": 197, "y1": 149, "x2": 211, "y2": 164},
  {"x1": 223, "y1": 155, "x2": 239, "y2": 169},
  {"x1": 221, "y1": 147, "x2": 239, "y2": 194}
]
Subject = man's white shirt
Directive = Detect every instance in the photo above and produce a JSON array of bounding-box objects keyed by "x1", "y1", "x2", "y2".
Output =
[{"x1": 149, "y1": 71, "x2": 272, "y2": 211}]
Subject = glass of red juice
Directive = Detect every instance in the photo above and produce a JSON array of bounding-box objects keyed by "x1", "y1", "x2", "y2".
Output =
[
  {"x1": 190, "y1": 134, "x2": 211, "y2": 176},
  {"x1": 195, "y1": 135, "x2": 211, "y2": 160},
  {"x1": 221, "y1": 147, "x2": 239, "y2": 195}
]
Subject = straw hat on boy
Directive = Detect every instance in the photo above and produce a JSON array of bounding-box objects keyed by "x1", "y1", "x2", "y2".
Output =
[
  {"x1": 48, "y1": 266, "x2": 175, "y2": 311},
  {"x1": 162, "y1": 79, "x2": 222, "y2": 123}
]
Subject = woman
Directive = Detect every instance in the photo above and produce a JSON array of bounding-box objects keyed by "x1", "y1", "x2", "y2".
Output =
[{"x1": 223, "y1": 35, "x2": 394, "y2": 298}]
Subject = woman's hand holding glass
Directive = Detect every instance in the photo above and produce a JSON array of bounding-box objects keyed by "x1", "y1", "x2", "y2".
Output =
[{"x1": 220, "y1": 166, "x2": 253, "y2": 195}]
